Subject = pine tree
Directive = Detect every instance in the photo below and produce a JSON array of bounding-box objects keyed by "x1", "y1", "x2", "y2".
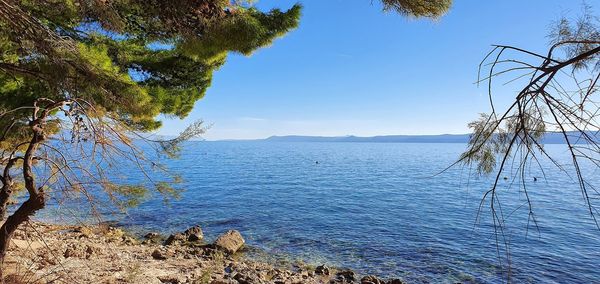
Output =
[{"x1": 0, "y1": 0, "x2": 302, "y2": 265}]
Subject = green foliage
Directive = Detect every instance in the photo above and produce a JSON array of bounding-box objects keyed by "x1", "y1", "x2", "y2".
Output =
[
  {"x1": 106, "y1": 184, "x2": 148, "y2": 208},
  {"x1": 155, "y1": 181, "x2": 182, "y2": 200},
  {"x1": 0, "y1": 0, "x2": 302, "y2": 145},
  {"x1": 380, "y1": 0, "x2": 451, "y2": 18},
  {"x1": 459, "y1": 114, "x2": 508, "y2": 175},
  {"x1": 179, "y1": 4, "x2": 303, "y2": 61},
  {"x1": 159, "y1": 120, "x2": 209, "y2": 158},
  {"x1": 460, "y1": 110, "x2": 547, "y2": 176},
  {"x1": 549, "y1": 3, "x2": 600, "y2": 70}
]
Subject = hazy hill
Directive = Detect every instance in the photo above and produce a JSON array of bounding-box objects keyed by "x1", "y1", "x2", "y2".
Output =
[{"x1": 262, "y1": 132, "x2": 595, "y2": 144}]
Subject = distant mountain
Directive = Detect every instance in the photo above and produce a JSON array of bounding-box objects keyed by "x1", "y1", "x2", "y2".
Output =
[
  {"x1": 263, "y1": 132, "x2": 597, "y2": 144},
  {"x1": 265, "y1": 134, "x2": 470, "y2": 143}
]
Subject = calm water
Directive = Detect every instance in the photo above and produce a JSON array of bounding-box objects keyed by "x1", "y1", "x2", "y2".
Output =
[{"x1": 46, "y1": 142, "x2": 600, "y2": 283}]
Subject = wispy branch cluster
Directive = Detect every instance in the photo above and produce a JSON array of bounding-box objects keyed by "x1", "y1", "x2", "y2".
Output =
[{"x1": 457, "y1": 7, "x2": 600, "y2": 278}]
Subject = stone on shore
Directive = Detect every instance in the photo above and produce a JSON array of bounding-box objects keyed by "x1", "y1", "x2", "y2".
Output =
[
  {"x1": 183, "y1": 225, "x2": 203, "y2": 241},
  {"x1": 361, "y1": 275, "x2": 386, "y2": 284},
  {"x1": 331, "y1": 270, "x2": 355, "y2": 283},
  {"x1": 151, "y1": 248, "x2": 169, "y2": 260},
  {"x1": 213, "y1": 230, "x2": 245, "y2": 254},
  {"x1": 164, "y1": 233, "x2": 186, "y2": 245},
  {"x1": 63, "y1": 243, "x2": 97, "y2": 259},
  {"x1": 4, "y1": 222, "x2": 399, "y2": 284},
  {"x1": 315, "y1": 264, "x2": 330, "y2": 275},
  {"x1": 164, "y1": 225, "x2": 204, "y2": 245},
  {"x1": 143, "y1": 232, "x2": 164, "y2": 244},
  {"x1": 144, "y1": 232, "x2": 160, "y2": 239}
]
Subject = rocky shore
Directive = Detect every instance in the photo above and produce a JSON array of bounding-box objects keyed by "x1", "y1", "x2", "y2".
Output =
[{"x1": 3, "y1": 222, "x2": 404, "y2": 284}]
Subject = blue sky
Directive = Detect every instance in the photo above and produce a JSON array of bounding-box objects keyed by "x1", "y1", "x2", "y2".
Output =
[{"x1": 158, "y1": 0, "x2": 594, "y2": 140}]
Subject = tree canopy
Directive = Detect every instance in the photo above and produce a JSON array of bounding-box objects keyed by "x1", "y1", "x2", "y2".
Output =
[
  {"x1": 381, "y1": 0, "x2": 451, "y2": 18},
  {"x1": 0, "y1": 0, "x2": 302, "y2": 139}
]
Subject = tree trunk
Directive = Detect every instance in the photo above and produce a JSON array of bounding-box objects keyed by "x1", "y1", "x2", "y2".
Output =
[
  {"x1": 0, "y1": 184, "x2": 12, "y2": 221},
  {"x1": 0, "y1": 194, "x2": 45, "y2": 266},
  {"x1": 0, "y1": 158, "x2": 17, "y2": 222},
  {"x1": 0, "y1": 100, "x2": 63, "y2": 277}
]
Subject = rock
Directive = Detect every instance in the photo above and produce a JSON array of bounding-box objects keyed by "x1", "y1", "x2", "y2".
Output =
[
  {"x1": 211, "y1": 280, "x2": 238, "y2": 284},
  {"x1": 224, "y1": 264, "x2": 233, "y2": 274},
  {"x1": 183, "y1": 225, "x2": 204, "y2": 242},
  {"x1": 10, "y1": 239, "x2": 44, "y2": 251},
  {"x1": 232, "y1": 272, "x2": 247, "y2": 283},
  {"x1": 144, "y1": 232, "x2": 160, "y2": 239},
  {"x1": 85, "y1": 245, "x2": 97, "y2": 259},
  {"x1": 334, "y1": 270, "x2": 355, "y2": 282},
  {"x1": 63, "y1": 247, "x2": 79, "y2": 258},
  {"x1": 164, "y1": 233, "x2": 186, "y2": 245},
  {"x1": 64, "y1": 244, "x2": 96, "y2": 259},
  {"x1": 73, "y1": 226, "x2": 94, "y2": 238},
  {"x1": 122, "y1": 235, "x2": 139, "y2": 245},
  {"x1": 8, "y1": 221, "x2": 401, "y2": 284},
  {"x1": 157, "y1": 275, "x2": 184, "y2": 283},
  {"x1": 151, "y1": 248, "x2": 168, "y2": 260},
  {"x1": 214, "y1": 230, "x2": 245, "y2": 254},
  {"x1": 232, "y1": 271, "x2": 261, "y2": 284},
  {"x1": 361, "y1": 275, "x2": 385, "y2": 284},
  {"x1": 315, "y1": 265, "x2": 330, "y2": 275},
  {"x1": 98, "y1": 220, "x2": 120, "y2": 227},
  {"x1": 163, "y1": 225, "x2": 203, "y2": 245},
  {"x1": 143, "y1": 232, "x2": 163, "y2": 244}
]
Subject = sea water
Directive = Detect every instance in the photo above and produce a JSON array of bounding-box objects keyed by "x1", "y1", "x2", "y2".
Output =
[{"x1": 44, "y1": 142, "x2": 600, "y2": 283}]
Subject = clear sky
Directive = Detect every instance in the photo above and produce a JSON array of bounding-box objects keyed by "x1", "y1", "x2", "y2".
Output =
[{"x1": 157, "y1": 0, "x2": 595, "y2": 140}]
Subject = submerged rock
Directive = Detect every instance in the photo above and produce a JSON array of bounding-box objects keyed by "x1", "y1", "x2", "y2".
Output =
[{"x1": 214, "y1": 230, "x2": 245, "y2": 254}]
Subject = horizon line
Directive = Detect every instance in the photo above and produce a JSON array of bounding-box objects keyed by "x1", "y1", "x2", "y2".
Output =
[{"x1": 205, "y1": 133, "x2": 473, "y2": 141}]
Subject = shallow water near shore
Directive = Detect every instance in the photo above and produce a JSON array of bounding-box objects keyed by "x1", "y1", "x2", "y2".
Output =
[{"x1": 41, "y1": 142, "x2": 600, "y2": 283}]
